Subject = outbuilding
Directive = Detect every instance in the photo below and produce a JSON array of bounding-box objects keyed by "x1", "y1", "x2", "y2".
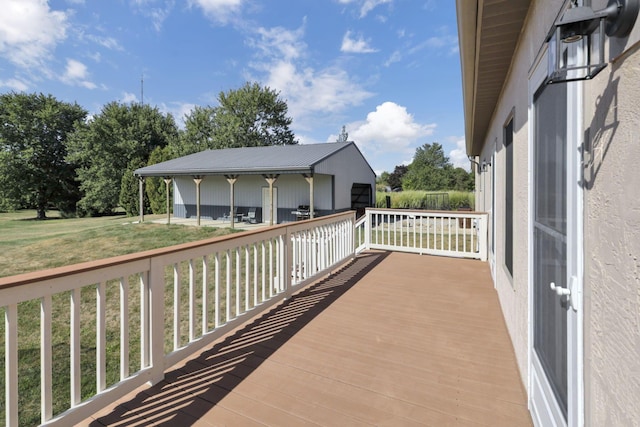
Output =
[{"x1": 134, "y1": 141, "x2": 376, "y2": 225}]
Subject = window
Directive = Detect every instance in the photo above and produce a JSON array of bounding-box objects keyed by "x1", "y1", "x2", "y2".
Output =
[{"x1": 504, "y1": 118, "x2": 514, "y2": 277}]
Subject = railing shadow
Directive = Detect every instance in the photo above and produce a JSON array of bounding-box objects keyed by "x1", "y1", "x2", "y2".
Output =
[{"x1": 90, "y1": 251, "x2": 389, "y2": 426}]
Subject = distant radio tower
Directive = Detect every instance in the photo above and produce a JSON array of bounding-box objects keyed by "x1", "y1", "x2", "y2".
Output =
[{"x1": 141, "y1": 74, "x2": 144, "y2": 105}]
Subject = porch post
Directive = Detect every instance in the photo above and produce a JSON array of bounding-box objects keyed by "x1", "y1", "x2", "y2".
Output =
[
  {"x1": 138, "y1": 176, "x2": 145, "y2": 223},
  {"x1": 225, "y1": 175, "x2": 238, "y2": 228},
  {"x1": 193, "y1": 176, "x2": 202, "y2": 226},
  {"x1": 163, "y1": 177, "x2": 172, "y2": 225},
  {"x1": 263, "y1": 174, "x2": 279, "y2": 226},
  {"x1": 304, "y1": 173, "x2": 314, "y2": 219}
]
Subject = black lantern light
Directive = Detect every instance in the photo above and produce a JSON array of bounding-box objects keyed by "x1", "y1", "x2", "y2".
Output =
[{"x1": 546, "y1": 0, "x2": 639, "y2": 84}]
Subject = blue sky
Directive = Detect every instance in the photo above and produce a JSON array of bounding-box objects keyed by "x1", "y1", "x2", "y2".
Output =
[{"x1": 0, "y1": 0, "x2": 468, "y2": 175}]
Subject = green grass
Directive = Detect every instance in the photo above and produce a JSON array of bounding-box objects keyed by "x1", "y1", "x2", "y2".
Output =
[
  {"x1": 0, "y1": 210, "x2": 238, "y2": 278},
  {"x1": 0, "y1": 210, "x2": 244, "y2": 426}
]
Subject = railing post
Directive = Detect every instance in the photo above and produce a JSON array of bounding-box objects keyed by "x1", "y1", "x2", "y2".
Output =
[
  {"x1": 478, "y1": 214, "x2": 488, "y2": 262},
  {"x1": 149, "y1": 258, "x2": 166, "y2": 384},
  {"x1": 5, "y1": 304, "x2": 18, "y2": 427},
  {"x1": 284, "y1": 226, "x2": 293, "y2": 299},
  {"x1": 364, "y1": 209, "x2": 371, "y2": 251},
  {"x1": 41, "y1": 295, "x2": 53, "y2": 423}
]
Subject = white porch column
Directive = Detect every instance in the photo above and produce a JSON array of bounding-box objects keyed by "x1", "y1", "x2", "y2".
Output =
[
  {"x1": 193, "y1": 176, "x2": 202, "y2": 226},
  {"x1": 138, "y1": 176, "x2": 145, "y2": 223},
  {"x1": 225, "y1": 175, "x2": 238, "y2": 228},
  {"x1": 263, "y1": 174, "x2": 279, "y2": 226},
  {"x1": 304, "y1": 173, "x2": 315, "y2": 219},
  {"x1": 163, "y1": 177, "x2": 172, "y2": 225}
]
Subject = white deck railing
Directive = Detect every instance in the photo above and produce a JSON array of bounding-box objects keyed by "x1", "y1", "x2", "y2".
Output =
[
  {"x1": 0, "y1": 212, "x2": 355, "y2": 427},
  {"x1": 355, "y1": 208, "x2": 487, "y2": 261}
]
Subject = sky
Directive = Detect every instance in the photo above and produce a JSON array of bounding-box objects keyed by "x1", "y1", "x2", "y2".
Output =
[{"x1": 0, "y1": 0, "x2": 469, "y2": 175}]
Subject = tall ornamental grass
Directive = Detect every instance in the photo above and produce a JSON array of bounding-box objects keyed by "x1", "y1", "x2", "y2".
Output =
[{"x1": 375, "y1": 191, "x2": 475, "y2": 210}]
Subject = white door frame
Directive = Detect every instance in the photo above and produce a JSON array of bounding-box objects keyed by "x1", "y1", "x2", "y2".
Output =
[
  {"x1": 262, "y1": 186, "x2": 278, "y2": 224},
  {"x1": 527, "y1": 47, "x2": 584, "y2": 427}
]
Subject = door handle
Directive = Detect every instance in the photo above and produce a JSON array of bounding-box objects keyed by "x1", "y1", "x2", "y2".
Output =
[{"x1": 550, "y1": 282, "x2": 571, "y2": 296}]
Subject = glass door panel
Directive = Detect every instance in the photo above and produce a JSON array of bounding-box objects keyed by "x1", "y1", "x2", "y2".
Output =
[{"x1": 533, "y1": 80, "x2": 569, "y2": 421}]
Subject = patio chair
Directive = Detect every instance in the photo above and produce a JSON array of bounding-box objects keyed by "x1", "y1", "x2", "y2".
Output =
[
  {"x1": 219, "y1": 207, "x2": 238, "y2": 222},
  {"x1": 242, "y1": 207, "x2": 258, "y2": 224}
]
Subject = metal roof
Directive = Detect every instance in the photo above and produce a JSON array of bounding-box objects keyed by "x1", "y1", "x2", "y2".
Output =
[
  {"x1": 456, "y1": 0, "x2": 531, "y2": 156},
  {"x1": 134, "y1": 141, "x2": 368, "y2": 177}
]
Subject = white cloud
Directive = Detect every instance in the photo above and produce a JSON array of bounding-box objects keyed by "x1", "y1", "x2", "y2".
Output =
[
  {"x1": 341, "y1": 31, "x2": 377, "y2": 53},
  {"x1": 0, "y1": 0, "x2": 68, "y2": 68},
  {"x1": 131, "y1": 0, "x2": 175, "y2": 32},
  {"x1": 409, "y1": 34, "x2": 459, "y2": 56},
  {"x1": 85, "y1": 34, "x2": 123, "y2": 51},
  {"x1": 121, "y1": 92, "x2": 139, "y2": 103},
  {"x1": 247, "y1": 23, "x2": 373, "y2": 130},
  {"x1": 0, "y1": 78, "x2": 29, "y2": 91},
  {"x1": 188, "y1": 0, "x2": 243, "y2": 25},
  {"x1": 360, "y1": 0, "x2": 392, "y2": 17},
  {"x1": 249, "y1": 25, "x2": 306, "y2": 61},
  {"x1": 384, "y1": 50, "x2": 401, "y2": 67},
  {"x1": 158, "y1": 101, "x2": 197, "y2": 128},
  {"x1": 62, "y1": 59, "x2": 97, "y2": 89},
  {"x1": 350, "y1": 102, "x2": 436, "y2": 154},
  {"x1": 335, "y1": 0, "x2": 391, "y2": 18},
  {"x1": 448, "y1": 137, "x2": 470, "y2": 171}
]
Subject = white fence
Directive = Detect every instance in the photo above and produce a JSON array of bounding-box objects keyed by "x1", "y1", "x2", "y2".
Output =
[
  {"x1": 355, "y1": 208, "x2": 487, "y2": 261},
  {"x1": 0, "y1": 212, "x2": 355, "y2": 427}
]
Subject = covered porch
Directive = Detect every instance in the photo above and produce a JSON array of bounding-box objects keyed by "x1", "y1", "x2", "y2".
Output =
[{"x1": 84, "y1": 251, "x2": 531, "y2": 426}]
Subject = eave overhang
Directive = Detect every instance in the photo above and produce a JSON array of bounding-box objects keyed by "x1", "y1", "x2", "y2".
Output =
[{"x1": 456, "y1": 0, "x2": 531, "y2": 156}]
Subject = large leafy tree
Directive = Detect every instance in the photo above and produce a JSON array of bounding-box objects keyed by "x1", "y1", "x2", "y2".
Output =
[
  {"x1": 171, "y1": 106, "x2": 217, "y2": 157},
  {"x1": 0, "y1": 92, "x2": 87, "y2": 219},
  {"x1": 210, "y1": 82, "x2": 297, "y2": 148},
  {"x1": 402, "y1": 143, "x2": 452, "y2": 191},
  {"x1": 67, "y1": 102, "x2": 179, "y2": 216}
]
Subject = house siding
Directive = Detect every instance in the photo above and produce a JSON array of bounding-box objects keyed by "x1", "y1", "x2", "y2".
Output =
[
  {"x1": 473, "y1": 0, "x2": 640, "y2": 424},
  {"x1": 583, "y1": 5, "x2": 640, "y2": 423}
]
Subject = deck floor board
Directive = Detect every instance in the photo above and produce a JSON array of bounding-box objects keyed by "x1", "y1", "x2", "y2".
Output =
[{"x1": 84, "y1": 251, "x2": 532, "y2": 426}]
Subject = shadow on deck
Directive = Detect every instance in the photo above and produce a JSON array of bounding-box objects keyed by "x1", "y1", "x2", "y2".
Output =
[{"x1": 84, "y1": 251, "x2": 532, "y2": 426}]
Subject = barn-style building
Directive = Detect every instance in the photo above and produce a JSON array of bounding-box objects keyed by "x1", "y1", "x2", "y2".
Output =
[{"x1": 134, "y1": 141, "x2": 376, "y2": 224}]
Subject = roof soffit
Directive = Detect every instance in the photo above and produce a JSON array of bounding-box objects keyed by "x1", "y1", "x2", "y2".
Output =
[{"x1": 457, "y1": 0, "x2": 531, "y2": 155}]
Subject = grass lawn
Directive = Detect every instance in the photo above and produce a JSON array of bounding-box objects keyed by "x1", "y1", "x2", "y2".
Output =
[
  {"x1": 0, "y1": 210, "x2": 239, "y2": 278},
  {"x1": 0, "y1": 210, "x2": 245, "y2": 426}
]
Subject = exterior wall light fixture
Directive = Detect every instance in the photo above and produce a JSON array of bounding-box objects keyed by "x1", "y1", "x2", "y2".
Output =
[{"x1": 546, "y1": 0, "x2": 639, "y2": 84}]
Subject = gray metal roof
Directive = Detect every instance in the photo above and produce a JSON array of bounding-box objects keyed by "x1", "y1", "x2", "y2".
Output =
[{"x1": 135, "y1": 141, "x2": 366, "y2": 177}]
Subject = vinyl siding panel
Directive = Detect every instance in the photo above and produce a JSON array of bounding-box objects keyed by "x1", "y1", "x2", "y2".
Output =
[{"x1": 315, "y1": 143, "x2": 376, "y2": 208}]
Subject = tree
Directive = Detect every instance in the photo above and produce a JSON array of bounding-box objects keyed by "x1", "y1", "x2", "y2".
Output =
[
  {"x1": 449, "y1": 167, "x2": 474, "y2": 191},
  {"x1": 119, "y1": 158, "x2": 148, "y2": 216},
  {"x1": 336, "y1": 125, "x2": 349, "y2": 142},
  {"x1": 402, "y1": 143, "x2": 451, "y2": 191},
  {"x1": 0, "y1": 92, "x2": 87, "y2": 219},
  {"x1": 67, "y1": 102, "x2": 179, "y2": 216},
  {"x1": 145, "y1": 146, "x2": 173, "y2": 214},
  {"x1": 170, "y1": 106, "x2": 217, "y2": 157},
  {"x1": 210, "y1": 82, "x2": 297, "y2": 148},
  {"x1": 388, "y1": 165, "x2": 408, "y2": 191}
]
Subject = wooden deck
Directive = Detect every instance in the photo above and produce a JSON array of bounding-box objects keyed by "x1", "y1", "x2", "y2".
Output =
[{"x1": 82, "y1": 251, "x2": 532, "y2": 426}]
